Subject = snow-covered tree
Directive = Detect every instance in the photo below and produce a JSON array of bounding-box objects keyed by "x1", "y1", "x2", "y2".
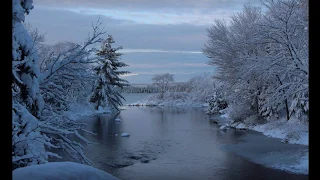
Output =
[
  {"x1": 89, "y1": 35, "x2": 130, "y2": 111},
  {"x1": 258, "y1": 0, "x2": 308, "y2": 121},
  {"x1": 37, "y1": 41, "x2": 97, "y2": 111},
  {"x1": 12, "y1": 0, "x2": 54, "y2": 169},
  {"x1": 203, "y1": 0, "x2": 308, "y2": 122},
  {"x1": 152, "y1": 73, "x2": 174, "y2": 98},
  {"x1": 13, "y1": 1, "x2": 106, "y2": 169},
  {"x1": 36, "y1": 20, "x2": 106, "y2": 165}
]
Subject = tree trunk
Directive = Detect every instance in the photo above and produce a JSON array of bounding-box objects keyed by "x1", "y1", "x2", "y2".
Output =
[
  {"x1": 276, "y1": 75, "x2": 290, "y2": 121},
  {"x1": 285, "y1": 99, "x2": 290, "y2": 121},
  {"x1": 95, "y1": 101, "x2": 100, "y2": 110}
]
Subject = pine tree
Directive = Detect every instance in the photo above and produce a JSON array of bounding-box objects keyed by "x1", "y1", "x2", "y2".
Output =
[
  {"x1": 89, "y1": 35, "x2": 130, "y2": 111},
  {"x1": 12, "y1": 0, "x2": 53, "y2": 169}
]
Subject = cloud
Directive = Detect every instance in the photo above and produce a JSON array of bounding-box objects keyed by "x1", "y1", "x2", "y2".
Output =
[
  {"x1": 34, "y1": 0, "x2": 261, "y2": 13},
  {"x1": 25, "y1": 8, "x2": 208, "y2": 51},
  {"x1": 33, "y1": 0, "x2": 262, "y2": 25},
  {"x1": 27, "y1": 0, "x2": 261, "y2": 83}
]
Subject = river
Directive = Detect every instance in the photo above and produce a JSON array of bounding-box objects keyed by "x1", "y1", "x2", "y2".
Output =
[{"x1": 76, "y1": 93, "x2": 308, "y2": 180}]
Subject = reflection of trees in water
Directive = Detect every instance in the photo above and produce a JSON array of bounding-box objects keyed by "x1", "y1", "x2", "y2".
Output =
[
  {"x1": 92, "y1": 114, "x2": 120, "y2": 143},
  {"x1": 94, "y1": 116, "x2": 103, "y2": 141},
  {"x1": 140, "y1": 106, "x2": 204, "y2": 115}
]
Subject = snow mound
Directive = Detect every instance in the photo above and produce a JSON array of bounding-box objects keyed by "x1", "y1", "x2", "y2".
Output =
[
  {"x1": 115, "y1": 118, "x2": 121, "y2": 122},
  {"x1": 121, "y1": 133, "x2": 130, "y2": 137},
  {"x1": 235, "y1": 123, "x2": 247, "y2": 130},
  {"x1": 13, "y1": 162, "x2": 120, "y2": 180},
  {"x1": 251, "y1": 118, "x2": 308, "y2": 146},
  {"x1": 229, "y1": 122, "x2": 247, "y2": 130}
]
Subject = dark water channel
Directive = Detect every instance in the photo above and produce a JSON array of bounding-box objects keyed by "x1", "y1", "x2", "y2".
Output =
[{"x1": 78, "y1": 106, "x2": 308, "y2": 180}]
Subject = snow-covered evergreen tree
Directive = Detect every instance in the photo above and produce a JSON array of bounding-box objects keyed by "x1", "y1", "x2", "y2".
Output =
[
  {"x1": 12, "y1": 0, "x2": 55, "y2": 169},
  {"x1": 89, "y1": 35, "x2": 130, "y2": 111}
]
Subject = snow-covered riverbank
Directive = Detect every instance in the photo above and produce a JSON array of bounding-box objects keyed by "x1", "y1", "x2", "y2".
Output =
[
  {"x1": 219, "y1": 112, "x2": 308, "y2": 175},
  {"x1": 127, "y1": 92, "x2": 209, "y2": 107},
  {"x1": 63, "y1": 102, "x2": 113, "y2": 120},
  {"x1": 220, "y1": 113, "x2": 308, "y2": 146}
]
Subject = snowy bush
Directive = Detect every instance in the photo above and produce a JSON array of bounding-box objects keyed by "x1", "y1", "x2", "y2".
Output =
[
  {"x1": 243, "y1": 115, "x2": 266, "y2": 126},
  {"x1": 206, "y1": 92, "x2": 228, "y2": 115},
  {"x1": 227, "y1": 102, "x2": 255, "y2": 123}
]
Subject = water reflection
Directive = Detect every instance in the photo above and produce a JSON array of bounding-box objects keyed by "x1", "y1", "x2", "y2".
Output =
[{"x1": 76, "y1": 106, "x2": 308, "y2": 180}]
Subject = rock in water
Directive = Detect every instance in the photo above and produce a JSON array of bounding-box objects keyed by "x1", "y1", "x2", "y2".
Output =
[
  {"x1": 115, "y1": 118, "x2": 121, "y2": 122},
  {"x1": 220, "y1": 125, "x2": 227, "y2": 130},
  {"x1": 121, "y1": 133, "x2": 130, "y2": 137}
]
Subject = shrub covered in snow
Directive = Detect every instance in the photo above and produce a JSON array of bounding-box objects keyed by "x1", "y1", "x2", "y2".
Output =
[
  {"x1": 243, "y1": 115, "x2": 266, "y2": 126},
  {"x1": 206, "y1": 92, "x2": 228, "y2": 114},
  {"x1": 227, "y1": 103, "x2": 255, "y2": 123}
]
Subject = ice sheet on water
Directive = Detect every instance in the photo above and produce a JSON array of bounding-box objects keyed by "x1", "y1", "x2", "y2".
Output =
[{"x1": 220, "y1": 131, "x2": 308, "y2": 175}]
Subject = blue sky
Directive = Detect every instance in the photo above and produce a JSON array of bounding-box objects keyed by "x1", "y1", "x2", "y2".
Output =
[{"x1": 26, "y1": 0, "x2": 261, "y2": 83}]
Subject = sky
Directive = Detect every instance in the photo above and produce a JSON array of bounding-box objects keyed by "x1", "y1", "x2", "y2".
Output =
[{"x1": 26, "y1": 0, "x2": 261, "y2": 84}]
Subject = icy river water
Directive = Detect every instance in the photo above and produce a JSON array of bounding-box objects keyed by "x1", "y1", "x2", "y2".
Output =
[{"x1": 77, "y1": 93, "x2": 308, "y2": 180}]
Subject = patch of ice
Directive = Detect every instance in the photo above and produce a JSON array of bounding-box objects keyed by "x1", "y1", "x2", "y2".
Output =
[{"x1": 272, "y1": 153, "x2": 309, "y2": 175}]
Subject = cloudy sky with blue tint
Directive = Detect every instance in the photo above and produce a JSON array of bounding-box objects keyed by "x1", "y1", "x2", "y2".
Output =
[{"x1": 26, "y1": 0, "x2": 261, "y2": 84}]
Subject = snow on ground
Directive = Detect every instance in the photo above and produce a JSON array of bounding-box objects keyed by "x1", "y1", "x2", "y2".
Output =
[
  {"x1": 219, "y1": 112, "x2": 308, "y2": 146},
  {"x1": 250, "y1": 118, "x2": 309, "y2": 146},
  {"x1": 127, "y1": 92, "x2": 208, "y2": 107},
  {"x1": 64, "y1": 102, "x2": 112, "y2": 121},
  {"x1": 272, "y1": 153, "x2": 309, "y2": 175},
  {"x1": 13, "y1": 162, "x2": 120, "y2": 180}
]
